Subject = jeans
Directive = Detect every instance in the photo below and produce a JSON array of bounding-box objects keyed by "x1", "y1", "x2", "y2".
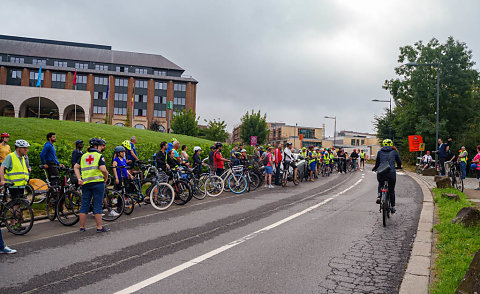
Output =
[
  {"x1": 275, "y1": 163, "x2": 281, "y2": 184},
  {"x1": 353, "y1": 159, "x2": 357, "y2": 170},
  {"x1": 80, "y1": 182, "x2": 105, "y2": 214},
  {"x1": 0, "y1": 228, "x2": 5, "y2": 250},
  {"x1": 460, "y1": 161, "x2": 467, "y2": 179},
  {"x1": 439, "y1": 157, "x2": 446, "y2": 176},
  {"x1": 377, "y1": 172, "x2": 397, "y2": 207}
]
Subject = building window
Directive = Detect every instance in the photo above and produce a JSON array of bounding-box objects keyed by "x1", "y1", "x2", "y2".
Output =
[
  {"x1": 116, "y1": 66, "x2": 129, "y2": 73},
  {"x1": 154, "y1": 96, "x2": 166, "y2": 104},
  {"x1": 51, "y1": 72, "x2": 66, "y2": 89},
  {"x1": 94, "y1": 92, "x2": 107, "y2": 100},
  {"x1": 153, "y1": 110, "x2": 166, "y2": 117},
  {"x1": 154, "y1": 70, "x2": 166, "y2": 76},
  {"x1": 29, "y1": 72, "x2": 44, "y2": 87},
  {"x1": 173, "y1": 97, "x2": 185, "y2": 106},
  {"x1": 299, "y1": 129, "x2": 314, "y2": 139},
  {"x1": 351, "y1": 139, "x2": 356, "y2": 146},
  {"x1": 54, "y1": 60, "x2": 68, "y2": 67},
  {"x1": 134, "y1": 124, "x2": 146, "y2": 129},
  {"x1": 10, "y1": 57, "x2": 24, "y2": 64},
  {"x1": 33, "y1": 59, "x2": 47, "y2": 65},
  {"x1": 93, "y1": 106, "x2": 107, "y2": 114},
  {"x1": 75, "y1": 75, "x2": 87, "y2": 90},
  {"x1": 115, "y1": 78, "x2": 128, "y2": 87},
  {"x1": 95, "y1": 64, "x2": 109, "y2": 71},
  {"x1": 114, "y1": 107, "x2": 127, "y2": 115},
  {"x1": 154, "y1": 82, "x2": 167, "y2": 90},
  {"x1": 135, "y1": 68, "x2": 148, "y2": 75},
  {"x1": 114, "y1": 93, "x2": 128, "y2": 101},
  {"x1": 7, "y1": 69, "x2": 22, "y2": 86},
  {"x1": 361, "y1": 140, "x2": 365, "y2": 145},
  {"x1": 174, "y1": 83, "x2": 186, "y2": 91},
  {"x1": 135, "y1": 94, "x2": 147, "y2": 103},
  {"x1": 75, "y1": 62, "x2": 89, "y2": 69},
  {"x1": 94, "y1": 76, "x2": 109, "y2": 85},
  {"x1": 115, "y1": 123, "x2": 125, "y2": 127},
  {"x1": 135, "y1": 80, "x2": 148, "y2": 88}
]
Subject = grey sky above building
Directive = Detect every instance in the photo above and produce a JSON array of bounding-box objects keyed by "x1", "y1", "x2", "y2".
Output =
[{"x1": 1, "y1": 0, "x2": 479, "y2": 135}]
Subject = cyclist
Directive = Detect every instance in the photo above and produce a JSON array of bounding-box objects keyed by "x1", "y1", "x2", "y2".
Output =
[
  {"x1": 372, "y1": 139, "x2": 402, "y2": 214},
  {"x1": 323, "y1": 148, "x2": 331, "y2": 173},
  {"x1": 40, "y1": 132, "x2": 64, "y2": 186},
  {"x1": 300, "y1": 147, "x2": 308, "y2": 160},
  {"x1": 71, "y1": 140, "x2": 84, "y2": 168},
  {"x1": 264, "y1": 146, "x2": 275, "y2": 188},
  {"x1": 74, "y1": 138, "x2": 110, "y2": 233},
  {"x1": 155, "y1": 141, "x2": 170, "y2": 172},
  {"x1": 337, "y1": 148, "x2": 346, "y2": 173},
  {"x1": 351, "y1": 149, "x2": 359, "y2": 171},
  {"x1": 422, "y1": 151, "x2": 433, "y2": 169},
  {"x1": 458, "y1": 146, "x2": 468, "y2": 180},
  {"x1": 213, "y1": 143, "x2": 230, "y2": 177},
  {"x1": 208, "y1": 145, "x2": 216, "y2": 172},
  {"x1": 472, "y1": 145, "x2": 480, "y2": 190},
  {"x1": 283, "y1": 142, "x2": 299, "y2": 184},
  {"x1": 192, "y1": 146, "x2": 206, "y2": 177},
  {"x1": 0, "y1": 133, "x2": 11, "y2": 164},
  {"x1": 126, "y1": 137, "x2": 139, "y2": 168},
  {"x1": 307, "y1": 145, "x2": 316, "y2": 182},
  {"x1": 112, "y1": 146, "x2": 132, "y2": 192}
]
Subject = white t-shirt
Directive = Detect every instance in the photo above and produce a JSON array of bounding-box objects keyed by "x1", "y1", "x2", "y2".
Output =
[
  {"x1": 284, "y1": 148, "x2": 294, "y2": 162},
  {"x1": 422, "y1": 154, "x2": 432, "y2": 162}
]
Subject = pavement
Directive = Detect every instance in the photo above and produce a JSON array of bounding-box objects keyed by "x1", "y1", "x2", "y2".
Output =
[{"x1": 0, "y1": 166, "x2": 424, "y2": 294}]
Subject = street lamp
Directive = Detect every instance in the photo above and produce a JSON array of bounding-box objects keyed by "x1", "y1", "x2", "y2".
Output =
[
  {"x1": 406, "y1": 62, "x2": 440, "y2": 165},
  {"x1": 324, "y1": 116, "x2": 336, "y2": 149},
  {"x1": 372, "y1": 98, "x2": 393, "y2": 144}
]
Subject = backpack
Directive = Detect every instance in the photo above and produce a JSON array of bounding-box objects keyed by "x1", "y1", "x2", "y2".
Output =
[{"x1": 262, "y1": 153, "x2": 269, "y2": 166}]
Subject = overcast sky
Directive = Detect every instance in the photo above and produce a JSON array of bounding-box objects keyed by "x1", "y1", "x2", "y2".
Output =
[{"x1": 2, "y1": 0, "x2": 479, "y2": 135}]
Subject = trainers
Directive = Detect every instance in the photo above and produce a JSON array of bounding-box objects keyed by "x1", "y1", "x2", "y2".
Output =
[
  {"x1": 96, "y1": 227, "x2": 110, "y2": 233},
  {"x1": 391, "y1": 207, "x2": 396, "y2": 214},
  {"x1": 376, "y1": 197, "x2": 381, "y2": 204},
  {"x1": 0, "y1": 246, "x2": 17, "y2": 254},
  {"x1": 107, "y1": 210, "x2": 120, "y2": 217},
  {"x1": 264, "y1": 185, "x2": 268, "y2": 188},
  {"x1": 79, "y1": 227, "x2": 86, "y2": 232},
  {"x1": 268, "y1": 185, "x2": 274, "y2": 188}
]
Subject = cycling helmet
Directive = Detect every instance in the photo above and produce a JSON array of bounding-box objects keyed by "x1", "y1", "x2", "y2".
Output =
[
  {"x1": 193, "y1": 146, "x2": 202, "y2": 152},
  {"x1": 114, "y1": 146, "x2": 125, "y2": 153},
  {"x1": 210, "y1": 145, "x2": 216, "y2": 150},
  {"x1": 75, "y1": 140, "x2": 83, "y2": 145},
  {"x1": 382, "y1": 139, "x2": 393, "y2": 147},
  {"x1": 1, "y1": 133, "x2": 9, "y2": 138},
  {"x1": 14, "y1": 139, "x2": 30, "y2": 148},
  {"x1": 215, "y1": 142, "x2": 223, "y2": 148},
  {"x1": 241, "y1": 149, "x2": 247, "y2": 153},
  {"x1": 89, "y1": 138, "x2": 101, "y2": 146},
  {"x1": 171, "y1": 138, "x2": 178, "y2": 142},
  {"x1": 302, "y1": 147, "x2": 306, "y2": 150},
  {"x1": 234, "y1": 152, "x2": 242, "y2": 157},
  {"x1": 98, "y1": 139, "x2": 106, "y2": 146},
  {"x1": 122, "y1": 140, "x2": 132, "y2": 150}
]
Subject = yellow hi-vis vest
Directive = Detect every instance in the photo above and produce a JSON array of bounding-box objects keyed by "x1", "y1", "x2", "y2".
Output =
[
  {"x1": 460, "y1": 151, "x2": 468, "y2": 163},
  {"x1": 5, "y1": 152, "x2": 29, "y2": 187},
  {"x1": 360, "y1": 151, "x2": 365, "y2": 159},
  {"x1": 324, "y1": 153, "x2": 330, "y2": 164},
  {"x1": 80, "y1": 151, "x2": 104, "y2": 184},
  {"x1": 309, "y1": 151, "x2": 316, "y2": 164}
]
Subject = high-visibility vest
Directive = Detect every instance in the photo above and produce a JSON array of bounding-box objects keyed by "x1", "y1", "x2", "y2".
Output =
[
  {"x1": 460, "y1": 151, "x2": 468, "y2": 163},
  {"x1": 329, "y1": 153, "x2": 334, "y2": 160},
  {"x1": 301, "y1": 151, "x2": 307, "y2": 159},
  {"x1": 309, "y1": 152, "x2": 316, "y2": 164},
  {"x1": 4, "y1": 152, "x2": 29, "y2": 187},
  {"x1": 80, "y1": 151, "x2": 104, "y2": 184},
  {"x1": 324, "y1": 153, "x2": 330, "y2": 164},
  {"x1": 360, "y1": 152, "x2": 365, "y2": 159}
]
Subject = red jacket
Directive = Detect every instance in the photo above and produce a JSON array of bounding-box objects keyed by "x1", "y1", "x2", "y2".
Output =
[{"x1": 274, "y1": 148, "x2": 282, "y2": 164}]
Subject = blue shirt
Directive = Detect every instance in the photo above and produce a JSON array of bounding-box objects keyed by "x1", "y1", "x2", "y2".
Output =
[
  {"x1": 438, "y1": 143, "x2": 448, "y2": 158},
  {"x1": 40, "y1": 141, "x2": 59, "y2": 165},
  {"x1": 127, "y1": 142, "x2": 137, "y2": 161},
  {"x1": 113, "y1": 157, "x2": 128, "y2": 179},
  {"x1": 166, "y1": 143, "x2": 173, "y2": 153}
]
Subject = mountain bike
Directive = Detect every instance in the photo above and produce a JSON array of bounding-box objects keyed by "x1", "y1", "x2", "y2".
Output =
[
  {"x1": 446, "y1": 161, "x2": 464, "y2": 192},
  {"x1": 379, "y1": 180, "x2": 391, "y2": 227},
  {"x1": 0, "y1": 183, "x2": 34, "y2": 235}
]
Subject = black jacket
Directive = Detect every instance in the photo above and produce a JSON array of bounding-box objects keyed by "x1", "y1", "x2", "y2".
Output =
[
  {"x1": 156, "y1": 150, "x2": 168, "y2": 172},
  {"x1": 372, "y1": 146, "x2": 402, "y2": 172}
]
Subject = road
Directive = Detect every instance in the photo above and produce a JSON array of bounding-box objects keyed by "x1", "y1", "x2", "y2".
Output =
[{"x1": 0, "y1": 166, "x2": 423, "y2": 294}]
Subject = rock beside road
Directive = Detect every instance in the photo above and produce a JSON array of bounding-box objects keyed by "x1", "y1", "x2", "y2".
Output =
[
  {"x1": 422, "y1": 167, "x2": 437, "y2": 176},
  {"x1": 435, "y1": 175, "x2": 452, "y2": 188},
  {"x1": 442, "y1": 193, "x2": 460, "y2": 201},
  {"x1": 451, "y1": 207, "x2": 480, "y2": 227},
  {"x1": 456, "y1": 249, "x2": 480, "y2": 294}
]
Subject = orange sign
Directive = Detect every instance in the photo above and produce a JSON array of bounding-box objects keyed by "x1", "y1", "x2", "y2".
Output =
[
  {"x1": 408, "y1": 135, "x2": 423, "y2": 152},
  {"x1": 299, "y1": 134, "x2": 303, "y2": 140}
]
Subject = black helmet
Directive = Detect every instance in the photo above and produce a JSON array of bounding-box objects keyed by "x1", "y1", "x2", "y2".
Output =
[
  {"x1": 99, "y1": 139, "x2": 106, "y2": 146},
  {"x1": 89, "y1": 138, "x2": 105, "y2": 147},
  {"x1": 210, "y1": 145, "x2": 216, "y2": 150},
  {"x1": 215, "y1": 142, "x2": 223, "y2": 148},
  {"x1": 286, "y1": 142, "x2": 292, "y2": 146}
]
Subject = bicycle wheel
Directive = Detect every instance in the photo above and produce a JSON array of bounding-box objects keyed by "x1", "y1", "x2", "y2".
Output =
[
  {"x1": 173, "y1": 180, "x2": 192, "y2": 205},
  {"x1": 454, "y1": 170, "x2": 464, "y2": 192},
  {"x1": 205, "y1": 175, "x2": 224, "y2": 197},
  {"x1": 56, "y1": 190, "x2": 80, "y2": 226},
  {"x1": 102, "y1": 191, "x2": 124, "y2": 221},
  {"x1": 123, "y1": 194, "x2": 135, "y2": 215},
  {"x1": 191, "y1": 178, "x2": 207, "y2": 200},
  {"x1": 228, "y1": 174, "x2": 247, "y2": 194},
  {"x1": 46, "y1": 192, "x2": 57, "y2": 221},
  {"x1": 382, "y1": 192, "x2": 389, "y2": 227},
  {"x1": 141, "y1": 180, "x2": 154, "y2": 204},
  {"x1": 4, "y1": 199, "x2": 34, "y2": 235},
  {"x1": 247, "y1": 172, "x2": 260, "y2": 190},
  {"x1": 150, "y1": 183, "x2": 175, "y2": 211}
]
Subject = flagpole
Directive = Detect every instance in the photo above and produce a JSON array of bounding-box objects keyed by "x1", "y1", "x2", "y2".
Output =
[
  {"x1": 37, "y1": 66, "x2": 42, "y2": 118},
  {"x1": 38, "y1": 86, "x2": 41, "y2": 119},
  {"x1": 74, "y1": 84, "x2": 77, "y2": 122}
]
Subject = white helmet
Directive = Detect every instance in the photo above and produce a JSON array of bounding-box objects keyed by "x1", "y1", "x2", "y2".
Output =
[
  {"x1": 241, "y1": 149, "x2": 247, "y2": 153},
  {"x1": 15, "y1": 139, "x2": 30, "y2": 148},
  {"x1": 193, "y1": 146, "x2": 202, "y2": 152}
]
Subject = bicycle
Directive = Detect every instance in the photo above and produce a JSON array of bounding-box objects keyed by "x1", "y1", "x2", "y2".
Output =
[
  {"x1": 379, "y1": 180, "x2": 391, "y2": 227},
  {"x1": 171, "y1": 167, "x2": 193, "y2": 205},
  {"x1": 0, "y1": 183, "x2": 34, "y2": 235},
  {"x1": 219, "y1": 164, "x2": 248, "y2": 194},
  {"x1": 446, "y1": 161, "x2": 464, "y2": 192},
  {"x1": 282, "y1": 160, "x2": 300, "y2": 187}
]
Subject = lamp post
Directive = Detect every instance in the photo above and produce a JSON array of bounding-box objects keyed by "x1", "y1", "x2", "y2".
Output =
[
  {"x1": 324, "y1": 116, "x2": 336, "y2": 148},
  {"x1": 406, "y1": 62, "x2": 440, "y2": 165},
  {"x1": 372, "y1": 98, "x2": 393, "y2": 144}
]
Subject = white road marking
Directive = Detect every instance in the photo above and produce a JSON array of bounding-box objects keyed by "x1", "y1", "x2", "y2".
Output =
[{"x1": 114, "y1": 177, "x2": 364, "y2": 294}]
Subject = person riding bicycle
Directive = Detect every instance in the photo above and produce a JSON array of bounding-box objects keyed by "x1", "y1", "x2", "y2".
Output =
[
  {"x1": 283, "y1": 142, "x2": 299, "y2": 183},
  {"x1": 372, "y1": 139, "x2": 402, "y2": 214},
  {"x1": 422, "y1": 151, "x2": 433, "y2": 169},
  {"x1": 192, "y1": 146, "x2": 207, "y2": 178}
]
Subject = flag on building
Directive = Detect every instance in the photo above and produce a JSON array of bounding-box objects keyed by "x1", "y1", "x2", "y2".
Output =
[
  {"x1": 73, "y1": 69, "x2": 77, "y2": 86},
  {"x1": 36, "y1": 66, "x2": 42, "y2": 87},
  {"x1": 105, "y1": 78, "x2": 109, "y2": 99}
]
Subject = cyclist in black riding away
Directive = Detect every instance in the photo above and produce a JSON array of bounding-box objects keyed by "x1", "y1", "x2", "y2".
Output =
[{"x1": 372, "y1": 139, "x2": 402, "y2": 214}]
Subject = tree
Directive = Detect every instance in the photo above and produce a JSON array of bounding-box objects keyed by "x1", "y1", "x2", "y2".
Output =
[
  {"x1": 204, "y1": 118, "x2": 229, "y2": 142},
  {"x1": 239, "y1": 110, "x2": 269, "y2": 145},
  {"x1": 171, "y1": 109, "x2": 199, "y2": 136},
  {"x1": 377, "y1": 37, "x2": 480, "y2": 162}
]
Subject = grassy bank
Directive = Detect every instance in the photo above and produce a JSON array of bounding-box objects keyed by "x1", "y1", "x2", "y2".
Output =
[{"x1": 431, "y1": 188, "x2": 480, "y2": 294}]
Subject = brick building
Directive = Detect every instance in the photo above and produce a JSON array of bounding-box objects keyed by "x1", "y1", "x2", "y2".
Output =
[{"x1": 0, "y1": 35, "x2": 197, "y2": 131}]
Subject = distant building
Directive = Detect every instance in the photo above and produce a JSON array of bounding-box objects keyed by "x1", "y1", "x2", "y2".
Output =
[
  {"x1": 0, "y1": 35, "x2": 198, "y2": 131},
  {"x1": 323, "y1": 130, "x2": 380, "y2": 158},
  {"x1": 267, "y1": 122, "x2": 324, "y2": 150},
  {"x1": 232, "y1": 124, "x2": 242, "y2": 145}
]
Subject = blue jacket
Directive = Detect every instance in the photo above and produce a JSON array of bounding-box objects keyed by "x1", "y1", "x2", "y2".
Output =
[
  {"x1": 40, "y1": 141, "x2": 60, "y2": 165},
  {"x1": 372, "y1": 146, "x2": 402, "y2": 173}
]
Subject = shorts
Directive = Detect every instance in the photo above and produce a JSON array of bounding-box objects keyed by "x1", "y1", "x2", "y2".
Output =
[
  {"x1": 309, "y1": 162, "x2": 316, "y2": 171},
  {"x1": 360, "y1": 158, "x2": 365, "y2": 162},
  {"x1": 265, "y1": 166, "x2": 273, "y2": 174},
  {"x1": 8, "y1": 187, "x2": 25, "y2": 200},
  {"x1": 80, "y1": 182, "x2": 105, "y2": 214},
  {"x1": 216, "y1": 168, "x2": 225, "y2": 177}
]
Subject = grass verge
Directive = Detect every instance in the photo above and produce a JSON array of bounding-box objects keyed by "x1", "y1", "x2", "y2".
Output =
[{"x1": 431, "y1": 188, "x2": 480, "y2": 294}]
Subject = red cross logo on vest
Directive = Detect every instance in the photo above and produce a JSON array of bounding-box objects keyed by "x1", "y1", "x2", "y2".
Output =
[{"x1": 85, "y1": 155, "x2": 94, "y2": 165}]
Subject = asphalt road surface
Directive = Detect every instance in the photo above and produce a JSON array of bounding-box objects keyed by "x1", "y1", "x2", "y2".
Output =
[{"x1": 0, "y1": 166, "x2": 423, "y2": 294}]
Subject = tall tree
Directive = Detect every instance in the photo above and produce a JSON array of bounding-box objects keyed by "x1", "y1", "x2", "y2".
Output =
[
  {"x1": 377, "y1": 37, "x2": 480, "y2": 161},
  {"x1": 239, "y1": 110, "x2": 269, "y2": 145},
  {"x1": 171, "y1": 109, "x2": 199, "y2": 136},
  {"x1": 204, "y1": 118, "x2": 229, "y2": 142}
]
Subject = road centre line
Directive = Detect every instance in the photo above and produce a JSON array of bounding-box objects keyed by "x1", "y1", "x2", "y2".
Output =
[{"x1": 115, "y1": 176, "x2": 364, "y2": 294}]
